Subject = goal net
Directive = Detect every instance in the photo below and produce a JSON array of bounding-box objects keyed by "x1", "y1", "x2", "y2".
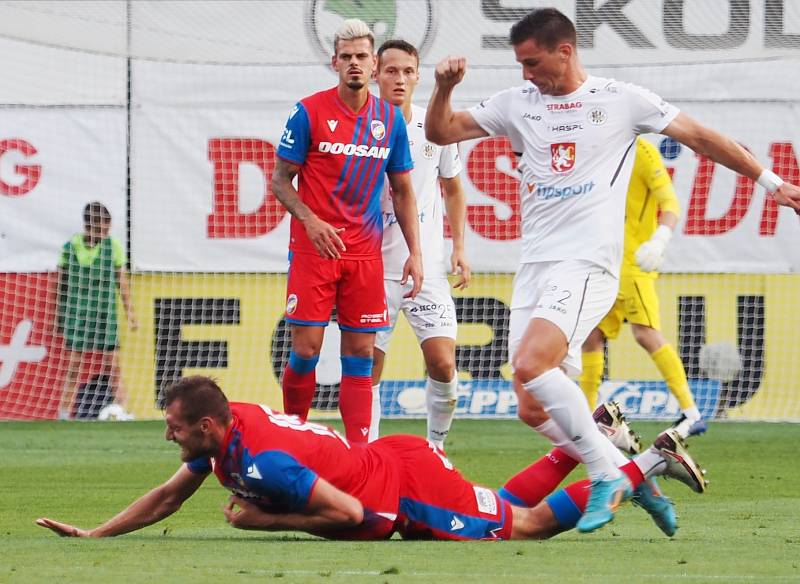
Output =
[{"x1": 1, "y1": 0, "x2": 799, "y2": 422}]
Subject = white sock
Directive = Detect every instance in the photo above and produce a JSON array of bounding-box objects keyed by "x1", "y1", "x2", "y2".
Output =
[
  {"x1": 368, "y1": 383, "x2": 381, "y2": 442},
  {"x1": 534, "y1": 413, "x2": 627, "y2": 467},
  {"x1": 533, "y1": 418, "x2": 582, "y2": 461},
  {"x1": 426, "y1": 375, "x2": 457, "y2": 449},
  {"x1": 682, "y1": 406, "x2": 701, "y2": 422},
  {"x1": 633, "y1": 447, "x2": 667, "y2": 479},
  {"x1": 523, "y1": 368, "x2": 621, "y2": 481}
]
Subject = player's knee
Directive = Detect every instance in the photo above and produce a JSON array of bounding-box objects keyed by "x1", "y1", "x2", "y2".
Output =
[
  {"x1": 511, "y1": 355, "x2": 549, "y2": 384},
  {"x1": 632, "y1": 325, "x2": 663, "y2": 353},
  {"x1": 426, "y1": 357, "x2": 456, "y2": 383}
]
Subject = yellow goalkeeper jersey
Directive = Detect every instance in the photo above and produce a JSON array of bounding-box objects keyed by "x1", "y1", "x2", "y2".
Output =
[{"x1": 622, "y1": 137, "x2": 680, "y2": 278}]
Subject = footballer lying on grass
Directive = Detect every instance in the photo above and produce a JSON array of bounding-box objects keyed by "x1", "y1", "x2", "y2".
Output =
[{"x1": 37, "y1": 376, "x2": 706, "y2": 541}]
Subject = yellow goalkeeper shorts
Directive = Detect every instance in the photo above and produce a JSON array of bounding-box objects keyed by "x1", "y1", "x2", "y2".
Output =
[{"x1": 598, "y1": 275, "x2": 661, "y2": 339}]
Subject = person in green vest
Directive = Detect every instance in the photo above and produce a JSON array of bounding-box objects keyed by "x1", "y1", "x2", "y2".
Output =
[{"x1": 55, "y1": 201, "x2": 138, "y2": 420}]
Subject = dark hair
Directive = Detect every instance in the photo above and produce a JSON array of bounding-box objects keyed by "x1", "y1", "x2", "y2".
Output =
[
  {"x1": 83, "y1": 201, "x2": 111, "y2": 226},
  {"x1": 377, "y1": 39, "x2": 419, "y2": 67},
  {"x1": 164, "y1": 376, "x2": 232, "y2": 425},
  {"x1": 509, "y1": 8, "x2": 577, "y2": 50}
]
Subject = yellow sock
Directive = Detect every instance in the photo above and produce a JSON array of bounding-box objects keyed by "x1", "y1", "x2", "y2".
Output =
[
  {"x1": 579, "y1": 351, "x2": 604, "y2": 409},
  {"x1": 651, "y1": 344, "x2": 696, "y2": 410}
]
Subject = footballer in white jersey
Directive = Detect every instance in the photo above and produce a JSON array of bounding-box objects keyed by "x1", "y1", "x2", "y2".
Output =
[
  {"x1": 381, "y1": 103, "x2": 462, "y2": 281},
  {"x1": 469, "y1": 76, "x2": 679, "y2": 278},
  {"x1": 426, "y1": 6, "x2": 800, "y2": 534},
  {"x1": 377, "y1": 104, "x2": 462, "y2": 354},
  {"x1": 371, "y1": 40, "x2": 471, "y2": 450}
]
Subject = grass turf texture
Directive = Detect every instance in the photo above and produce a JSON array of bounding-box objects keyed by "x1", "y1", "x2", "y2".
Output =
[{"x1": 2, "y1": 419, "x2": 799, "y2": 583}]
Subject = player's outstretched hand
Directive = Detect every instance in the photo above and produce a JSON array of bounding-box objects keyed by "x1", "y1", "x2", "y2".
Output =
[
  {"x1": 450, "y1": 250, "x2": 471, "y2": 290},
  {"x1": 401, "y1": 254, "x2": 424, "y2": 299},
  {"x1": 434, "y1": 56, "x2": 467, "y2": 88},
  {"x1": 223, "y1": 495, "x2": 273, "y2": 530},
  {"x1": 772, "y1": 182, "x2": 800, "y2": 214},
  {"x1": 304, "y1": 215, "x2": 346, "y2": 259},
  {"x1": 36, "y1": 517, "x2": 93, "y2": 537}
]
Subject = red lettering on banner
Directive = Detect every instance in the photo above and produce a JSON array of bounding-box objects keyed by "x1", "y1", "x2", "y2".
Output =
[
  {"x1": 0, "y1": 139, "x2": 41, "y2": 196},
  {"x1": 760, "y1": 142, "x2": 799, "y2": 235},
  {"x1": 684, "y1": 152, "x2": 754, "y2": 235},
  {"x1": 206, "y1": 138, "x2": 286, "y2": 238},
  {"x1": 465, "y1": 137, "x2": 520, "y2": 241}
]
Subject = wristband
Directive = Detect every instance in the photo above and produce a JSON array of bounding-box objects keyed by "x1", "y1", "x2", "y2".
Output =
[{"x1": 757, "y1": 169, "x2": 784, "y2": 192}]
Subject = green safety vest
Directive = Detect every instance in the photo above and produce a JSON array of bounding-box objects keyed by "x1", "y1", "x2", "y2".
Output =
[{"x1": 57, "y1": 236, "x2": 119, "y2": 351}]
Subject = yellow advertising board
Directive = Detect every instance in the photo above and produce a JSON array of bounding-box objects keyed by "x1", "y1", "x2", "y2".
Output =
[{"x1": 118, "y1": 273, "x2": 800, "y2": 421}]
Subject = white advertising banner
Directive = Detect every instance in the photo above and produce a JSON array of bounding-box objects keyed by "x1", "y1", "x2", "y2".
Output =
[
  {"x1": 0, "y1": 109, "x2": 127, "y2": 272},
  {"x1": 129, "y1": 64, "x2": 800, "y2": 273}
]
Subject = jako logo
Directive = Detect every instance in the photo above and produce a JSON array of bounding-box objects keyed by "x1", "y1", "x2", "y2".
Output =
[
  {"x1": 318, "y1": 142, "x2": 390, "y2": 159},
  {"x1": 536, "y1": 181, "x2": 595, "y2": 201}
]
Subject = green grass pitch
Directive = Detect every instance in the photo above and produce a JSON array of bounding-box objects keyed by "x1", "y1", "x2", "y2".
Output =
[{"x1": 2, "y1": 419, "x2": 799, "y2": 583}]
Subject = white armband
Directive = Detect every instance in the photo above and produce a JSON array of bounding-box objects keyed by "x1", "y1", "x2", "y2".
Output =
[{"x1": 757, "y1": 169, "x2": 784, "y2": 193}]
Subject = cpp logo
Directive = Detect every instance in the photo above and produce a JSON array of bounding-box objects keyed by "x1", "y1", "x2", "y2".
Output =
[{"x1": 306, "y1": 0, "x2": 436, "y2": 62}]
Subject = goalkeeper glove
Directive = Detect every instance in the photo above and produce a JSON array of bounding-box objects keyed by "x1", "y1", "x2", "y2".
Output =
[{"x1": 635, "y1": 225, "x2": 672, "y2": 272}]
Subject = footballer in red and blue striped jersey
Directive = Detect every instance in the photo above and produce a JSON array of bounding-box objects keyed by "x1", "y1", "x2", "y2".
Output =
[
  {"x1": 277, "y1": 86, "x2": 413, "y2": 260},
  {"x1": 186, "y1": 403, "x2": 513, "y2": 541},
  {"x1": 276, "y1": 86, "x2": 414, "y2": 441}
]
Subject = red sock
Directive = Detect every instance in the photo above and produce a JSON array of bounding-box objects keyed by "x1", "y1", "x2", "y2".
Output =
[
  {"x1": 563, "y1": 479, "x2": 591, "y2": 512},
  {"x1": 620, "y1": 460, "x2": 645, "y2": 490},
  {"x1": 339, "y1": 374, "x2": 372, "y2": 443},
  {"x1": 282, "y1": 354, "x2": 317, "y2": 420},
  {"x1": 501, "y1": 448, "x2": 579, "y2": 507}
]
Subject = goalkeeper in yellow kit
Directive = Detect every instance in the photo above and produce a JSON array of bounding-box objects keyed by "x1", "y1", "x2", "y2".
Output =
[{"x1": 580, "y1": 137, "x2": 706, "y2": 439}]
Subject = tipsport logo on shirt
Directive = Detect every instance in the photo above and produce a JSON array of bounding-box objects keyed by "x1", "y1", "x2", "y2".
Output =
[{"x1": 531, "y1": 181, "x2": 596, "y2": 202}]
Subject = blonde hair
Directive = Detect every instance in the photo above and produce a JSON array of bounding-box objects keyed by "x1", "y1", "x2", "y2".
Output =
[{"x1": 333, "y1": 18, "x2": 374, "y2": 53}]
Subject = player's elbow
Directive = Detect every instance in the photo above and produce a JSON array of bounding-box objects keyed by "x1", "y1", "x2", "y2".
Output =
[
  {"x1": 426, "y1": 127, "x2": 454, "y2": 146},
  {"x1": 335, "y1": 501, "x2": 364, "y2": 527}
]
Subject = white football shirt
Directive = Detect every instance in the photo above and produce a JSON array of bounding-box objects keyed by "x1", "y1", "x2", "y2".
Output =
[
  {"x1": 469, "y1": 76, "x2": 679, "y2": 277},
  {"x1": 381, "y1": 104, "x2": 462, "y2": 279}
]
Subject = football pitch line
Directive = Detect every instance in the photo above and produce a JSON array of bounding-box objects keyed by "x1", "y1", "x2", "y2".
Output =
[{"x1": 231, "y1": 569, "x2": 798, "y2": 581}]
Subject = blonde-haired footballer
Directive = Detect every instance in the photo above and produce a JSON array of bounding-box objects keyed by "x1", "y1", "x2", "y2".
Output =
[{"x1": 579, "y1": 137, "x2": 705, "y2": 438}]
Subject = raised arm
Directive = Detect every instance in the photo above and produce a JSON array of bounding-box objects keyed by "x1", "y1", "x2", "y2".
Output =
[
  {"x1": 387, "y1": 171, "x2": 423, "y2": 298},
  {"x1": 36, "y1": 464, "x2": 207, "y2": 537},
  {"x1": 663, "y1": 112, "x2": 800, "y2": 212},
  {"x1": 222, "y1": 476, "x2": 364, "y2": 535},
  {"x1": 441, "y1": 175, "x2": 471, "y2": 289},
  {"x1": 271, "y1": 157, "x2": 346, "y2": 258},
  {"x1": 425, "y1": 56, "x2": 489, "y2": 146}
]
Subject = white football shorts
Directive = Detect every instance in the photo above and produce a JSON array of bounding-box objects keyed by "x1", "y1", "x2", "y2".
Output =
[
  {"x1": 509, "y1": 260, "x2": 619, "y2": 376},
  {"x1": 375, "y1": 278, "x2": 457, "y2": 353}
]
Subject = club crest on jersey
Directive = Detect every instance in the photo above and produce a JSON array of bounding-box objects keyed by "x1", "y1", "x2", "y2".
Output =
[
  {"x1": 286, "y1": 293, "x2": 298, "y2": 315},
  {"x1": 587, "y1": 107, "x2": 608, "y2": 126},
  {"x1": 550, "y1": 142, "x2": 576, "y2": 173},
  {"x1": 422, "y1": 143, "x2": 436, "y2": 159},
  {"x1": 370, "y1": 120, "x2": 386, "y2": 141}
]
